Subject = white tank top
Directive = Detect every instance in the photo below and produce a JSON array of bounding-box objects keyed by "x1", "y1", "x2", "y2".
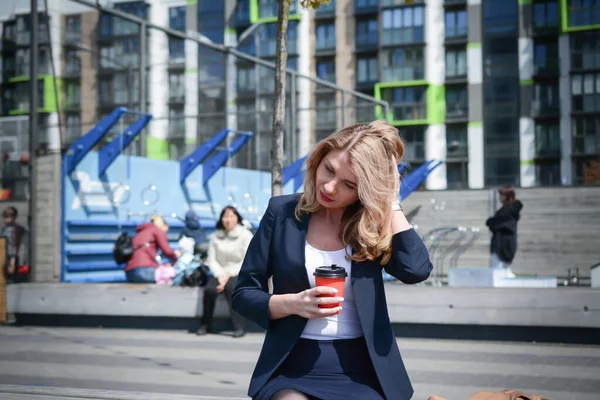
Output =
[{"x1": 300, "y1": 242, "x2": 364, "y2": 340}]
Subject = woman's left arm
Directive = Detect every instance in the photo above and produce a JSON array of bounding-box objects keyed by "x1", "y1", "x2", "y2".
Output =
[{"x1": 384, "y1": 210, "x2": 433, "y2": 284}]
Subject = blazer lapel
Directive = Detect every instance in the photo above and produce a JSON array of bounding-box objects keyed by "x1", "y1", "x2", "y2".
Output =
[{"x1": 290, "y1": 211, "x2": 311, "y2": 291}]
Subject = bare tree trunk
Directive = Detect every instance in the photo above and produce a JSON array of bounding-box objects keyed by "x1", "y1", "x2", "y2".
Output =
[{"x1": 271, "y1": 0, "x2": 292, "y2": 197}]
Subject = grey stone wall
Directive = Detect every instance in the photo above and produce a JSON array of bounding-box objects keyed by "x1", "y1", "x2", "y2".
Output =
[
  {"x1": 33, "y1": 153, "x2": 62, "y2": 282},
  {"x1": 403, "y1": 187, "x2": 600, "y2": 279}
]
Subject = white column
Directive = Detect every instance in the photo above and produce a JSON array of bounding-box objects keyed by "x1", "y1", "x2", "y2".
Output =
[
  {"x1": 519, "y1": 117, "x2": 535, "y2": 187},
  {"x1": 47, "y1": 1, "x2": 63, "y2": 151},
  {"x1": 467, "y1": 123, "x2": 484, "y2": 188},
  {"x1": 147, "y1": 2, "x2": 169, "y2": 145},
  {"x1": 519, "y1": 37, "x2": 535, "y2": 186},
  {"x1": 225, "y1": 29, "x2": 237, "y2": 133},
  {"x1": 297, "y1": 7, "x2": 311, "y2": 156},
  {"x1": 425, "y1": 0, "x2": 446, "y2": 190},
  {"x1": 559, "y1": 35, "x2": 572, "y2": 185},
  {"x1": 467, "y1": 44, "x2": 484, "y2": 188},
  {"x1": 185, "y1": 34, "x2": 198, "y2": 146}
]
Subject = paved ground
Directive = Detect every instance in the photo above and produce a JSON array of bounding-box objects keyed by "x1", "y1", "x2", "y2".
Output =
[{"x1": 0, "y1": 326, "x2": 598, "y2": 400}]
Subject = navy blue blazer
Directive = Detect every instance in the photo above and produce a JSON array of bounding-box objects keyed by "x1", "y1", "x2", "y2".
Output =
[{"x1": 232, "y1": 194, "x2": 433, "y2": 400}]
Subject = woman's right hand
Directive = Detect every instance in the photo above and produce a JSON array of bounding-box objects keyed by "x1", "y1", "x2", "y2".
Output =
[{"x1": 290, "y1": 287, "x2": 344, "y2": 319}]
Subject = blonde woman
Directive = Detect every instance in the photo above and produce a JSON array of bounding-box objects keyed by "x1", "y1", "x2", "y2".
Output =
[{"x1": 233, "y1": 121, "x2": 433, "y2": 400}]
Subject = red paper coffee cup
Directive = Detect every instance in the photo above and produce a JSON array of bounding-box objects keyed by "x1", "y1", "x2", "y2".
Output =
[{"x1": 314, "y1": 264, "x2": 347, "y2": 311}]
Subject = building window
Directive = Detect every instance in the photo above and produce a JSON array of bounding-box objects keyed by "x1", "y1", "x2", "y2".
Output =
[
  {"x1": 356, "y1": 18, "x2": 378, "y2": 49},
  {"x1": 259, "y1": 22, "x2": 298, "y2": 56},
  {"x1": 447, "y1": 162, "x2": 469, "y2": 189},
  {"x1": 356, "y1": 0, "x2": 378, "y2": 12},
  {"x1": 15, "y1": 49, "x2": 29, "y2": 76},
  {"x1": 383, "y1": 86, "x2": 427, "y2": 121},
  {"x1": 571, "y1": 73, "x2": 600, "y2": 112},
  {"x1": 65, "y1": 49, "x2": 81, "y2": 76},
  {"x1": 65, "y1": 15, "x2": 81, "y2": 41},
  {"x1": 316, "y1": 0, "x2": 336, "y2": 15},
  {"x1": 536, "y1": 162, "x2": 561, "y2": 186},
  {"x1": 445, "y1": 9, "x2": 467, "y2": 39},
  {"x1": 169, "y1": 6, "x2": 186, "y2": 31},
  {"x1": 569, "y1": 0, "x2": 600, "y2": 27},
  {"x1": 316, "y1": 22, "x2": 336, "y2": 51},
  {"x1": 99, "y1": 39, "x2": 140, "y2": 70},
  {"x1": 446, "y1": 125, "x2": 468, "y2": 159},
  {"x1": 169, "y1": 73, "x2": 185, "y2": 103},
  {"x1": 483, "y1": 0, "x2": 518, "y2": 36},
  {"x1": 237, "y1": 66, "x2": 256, "y2": 93},
  {"x1": 98, "y1": 78, "x2": 112, "y2": 107},
  {"x1": 168, "y1": 6, "x2": 186, "y2": 62},
  {"x1": 356, "y1": 56, "x2": 379, "y2": 86},
  {"x1": 572, "y1": 116, "x2": 600, "y2": 155},
  {"x1": 316, "y1": 59, "x2": 336, "y2": 83},
  {"x1": 445, "y1": 47, "x2": 467, "y2": 78},
  {"x1": 382, "y1": 6, "x2": 425, "y2": 46},
  {"x1": 382, "y1": 47, "x2": 424, "y2": 81},
  {"x1": 535, "y1": 123, "x2": 560, "y2": 158},
  {"x1": 571, "y1": 31, "x2": 600, "y2": 70},
  {"x1": 113, "y1": 1, "x2": 147, "y2": 36},
  {"x1": 259, "y1": 0, "x2": 297, "y2": 19},
  {"x1": 169, "y1": 39, "x2": 185, "y2": 62},
  {"x1": 114, "y1": 71, "x2": 139, "y2": 105},
  {"x1": 316, "y1": 95, "x2": 337, "y2": 134},
  {"x1": 534, "y1": 82, "x2": 559, "y2": 115},
  {"x1": 401, "y1": 126, "x2": 426, "y2": 161},
  {"x1": 575, "y1": 157, "x2": 600, "y2": 185},
  {"x1": 65, "y1": 113, "x2": 81, "y2": 143},
  {"x1": 168, "y1": 106, "x2": 185, "y2": 138},
  {"x1": 65, "y1": 81, "x2": 81, "y2": 109},
  {"x1": 198, "y1": 0, "x2": 225, "y2": 44},
  {"x1": 533, "y1": 1, "x2": 559, "y2": 29},
  {"x1": 533, "y1": 41, "x2": 559, "y2": 75},
  {"x1": 446, "y1": 86, "x2": 468, "y2": 119}
]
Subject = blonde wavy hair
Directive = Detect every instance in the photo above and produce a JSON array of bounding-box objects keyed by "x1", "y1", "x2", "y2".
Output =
[{"x1": 295, "y1": 120, "x2": 404, "y2": 265}]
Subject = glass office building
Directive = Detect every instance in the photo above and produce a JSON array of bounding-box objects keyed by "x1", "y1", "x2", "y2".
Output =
[{"x1": 0, "y1": 0, "x2": 598, "y2": 200}]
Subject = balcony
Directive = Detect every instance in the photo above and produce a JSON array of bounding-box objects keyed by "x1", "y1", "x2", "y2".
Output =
[
  {"x1": 382, "y1": 66, "x2": 424, "y2": 82},
  {"x1": 315, "y1": 0, "x2": 335, "y2": 18},
  {"x1": 532, "y1": 101, "x2": 560, "y2": 118},
  {"x1": 446, "y1": 140, "x2": 468, "y2": 159},
  {"x1": 382, "y1": 0, "x2": 424, "y2": 6},
  {"x1": 168, "y1": 90, "x2": 185, "y2": 104},
  {"x1": 355, "y1": 0, "x2": 379, "y2": 15},
  {"x1": 404, "y1": 142, "x2": 426, "y2": 161},
  {"x1": 64, "y1": 31, "x2": 81, "y2": 43},
  {"x1": 355, "y1": 34, "x2": 378, "y2": 51},
  {"x1": 446, "y1": 104, "x2": 468, "y2": 121},
  {"x1": 168, "y1": 118, "x2": 186, "y2": 138},
  {"x1": 533, "y1": 59, "x2": 559, "y2": 77},
  {"x1": 390, "y1": 104, "x2": 426, "y2": 122},
  {"x1": 315, "y1": 38, "x2": 336, "y2": 55},
  {"x1": 535, "y1": 144, "x2": 561, "y2": 158}
]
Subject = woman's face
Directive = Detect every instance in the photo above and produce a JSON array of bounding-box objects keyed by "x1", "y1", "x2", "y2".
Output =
[
  {"x1": 221, "y1": 209, "x2": 239, "y2": 231},
  {"x1": 315, "y1": 150, "x2": 359, "y2": 210}
]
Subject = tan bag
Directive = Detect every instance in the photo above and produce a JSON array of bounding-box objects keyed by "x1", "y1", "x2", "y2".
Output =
[
  {"x1": 427, "y1": 389, "x2": 553, "y2": 400},
  {"x1": 468, "y1": 390, "x2": 553, "y2": 400}
]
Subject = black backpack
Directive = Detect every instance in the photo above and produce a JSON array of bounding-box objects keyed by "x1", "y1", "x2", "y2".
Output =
[{"x1": 113, "y1": 232, "x2": 135, "y2": 264}]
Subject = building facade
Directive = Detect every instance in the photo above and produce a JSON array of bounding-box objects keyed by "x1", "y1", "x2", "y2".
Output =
[{"x1": 0, "y1": 0, "x2": 599, "y2": 203}]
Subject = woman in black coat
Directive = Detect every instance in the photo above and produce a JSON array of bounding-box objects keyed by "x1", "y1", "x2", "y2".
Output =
[{"x1": 486, "y1": 185, "x2": 523, "y2": 277}]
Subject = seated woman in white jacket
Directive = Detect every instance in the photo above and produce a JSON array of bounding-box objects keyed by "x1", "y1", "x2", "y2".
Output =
[{"x1": 198, "y1": 206, "x2": 253, "y2": 338}]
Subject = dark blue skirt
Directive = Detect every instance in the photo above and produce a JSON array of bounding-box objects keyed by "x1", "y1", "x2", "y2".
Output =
[{"x1": 254, "y1": 336, "x2": 384, "y2": 400}]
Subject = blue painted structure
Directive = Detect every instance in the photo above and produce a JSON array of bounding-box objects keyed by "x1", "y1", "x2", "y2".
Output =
[{"x1": 61, "y1": 108, "x2": 442, "y2": 283}]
